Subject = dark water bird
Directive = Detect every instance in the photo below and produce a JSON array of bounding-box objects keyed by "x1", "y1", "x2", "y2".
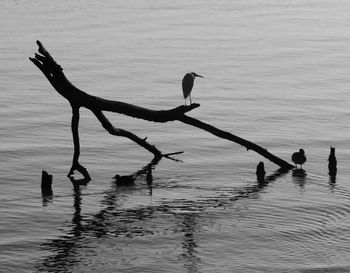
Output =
[
  {"x1": 292, "y1": 149, "x2": 307, "y2": 169},
  {"x1": 182, "y1": 72, "x2": 203, "y2": 105},
  {"x1": 114, "y1": 174, "x2": 136, "y2": 186}
]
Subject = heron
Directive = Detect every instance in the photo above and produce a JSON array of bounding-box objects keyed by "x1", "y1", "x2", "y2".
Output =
[
  {"x1": 292, "y1": 149, "x2": 307, "y2": 169},
  {"x1": 182, "y1": 72, "x2": 203, "y2": 105}
]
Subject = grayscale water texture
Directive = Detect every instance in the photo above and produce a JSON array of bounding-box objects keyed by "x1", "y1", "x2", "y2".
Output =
[{"x1": 1, "y1": 0, "x2": 350, "y2": 272}]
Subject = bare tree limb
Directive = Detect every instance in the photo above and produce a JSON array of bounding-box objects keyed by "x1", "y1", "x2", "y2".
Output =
[
  {"x1": 91, "y1": 109, "x2": 162, "y2": 156},
  {"x1": 178, "y1": 115, "x2": 293, "y2": 169},
  {"x1": 29, "y1": 40, "x2": 294, "y2": 180}
]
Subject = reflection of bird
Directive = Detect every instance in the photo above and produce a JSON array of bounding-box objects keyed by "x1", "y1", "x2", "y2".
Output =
[
  {"x1": 292, "y1": 149, "x2": 307, "y2": 169},
  {"x1": 146, "y1": 168, "x2": 153, "y2": 186},
  {"x1": 182, "y1": 72, "x2": 203, "y2": 105},
  {"x1": 114, "y1": 174, "x2": 136, "y2": 186}
]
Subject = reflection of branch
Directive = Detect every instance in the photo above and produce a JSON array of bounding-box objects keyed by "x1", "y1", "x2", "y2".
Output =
[
  {"x1": 69, "y1": 175, "x2": 91, "y2": 187},
  {"x1": 227, "y1": 168, "x2": 289, "y2": 203},
  {"x1": 179, "y1": 214, "x2": 200, "y2": 273},
  {"x1": 37, "y1": 187, "x2": 84, "y2": 272},
  {"x1": 37, "y1": 168, "x2": 288, "y2": 272},
  {"x1": 113, "y1": 155, "x2": 162, "y2": 186},
  {"x1": 72, "y1": 186, "x2": 83, "y2": 237},
  {"x1": 329, "y1": 175, "x2": 336, "y2": 191},
  {"x1": 37, "y1": 156, "x2": 163, "y2": 271},
  {"x1": 266, "y1": 168, "x2": 288, "y2": 180},
  {"x1": 132, "y1": 155, "x2": 162, "y2": 178}
]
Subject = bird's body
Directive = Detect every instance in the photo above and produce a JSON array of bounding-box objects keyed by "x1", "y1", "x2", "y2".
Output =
[
  {"x1": 292, "y1": 149, "x2": 307, "y2": 169},
  {"x1": 114, "y1": 174, "x2": 136, "y2": 186},
  {"x1": 182, "y1": 72, "x2": 203, "y2": 105}
]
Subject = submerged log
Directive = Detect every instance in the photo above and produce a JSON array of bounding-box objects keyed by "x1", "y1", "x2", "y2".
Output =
[
  {"x1": 30, "y1": 41, "x2": 294, "y2": 179},
  {"x1": 178, "y1": 115, "x2": 293, "y2": 170}
]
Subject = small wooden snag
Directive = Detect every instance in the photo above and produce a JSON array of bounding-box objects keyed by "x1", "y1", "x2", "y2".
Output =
[
  {"x1": 328, "y1": 146, "x2": 337, "y2": 176},
  {"x1": 41, "y1": 170, "x2": 53, "y2": 195},
  {"x1": 256, "y1": 162, "x2": 266, "y2": 182}
]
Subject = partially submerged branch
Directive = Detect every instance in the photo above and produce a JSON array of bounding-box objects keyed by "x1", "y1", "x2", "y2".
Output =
[
  {"x1": 30, "y1": 40, "x2": 294, "y2": 180},
  {"x1": 92, "y1": 109, "x2": 162, "y2": 156},
  {"x1": 178, "y1": 115, "x2": 293, "y2": 170}
]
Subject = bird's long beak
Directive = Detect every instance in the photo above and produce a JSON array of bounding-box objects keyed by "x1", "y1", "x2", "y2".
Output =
[{"x1": 195, "y1": 74, "x2": 203, "y2": 78}]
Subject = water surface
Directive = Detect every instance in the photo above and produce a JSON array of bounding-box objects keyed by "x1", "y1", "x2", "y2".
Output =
[{"x1": 1, "y1": 1, "x2": 350, "y2": 272}]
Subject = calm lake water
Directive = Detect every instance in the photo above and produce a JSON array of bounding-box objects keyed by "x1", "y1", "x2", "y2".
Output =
[{"x1": 1, "y1": 0, "x2": 350, "y2": 272}]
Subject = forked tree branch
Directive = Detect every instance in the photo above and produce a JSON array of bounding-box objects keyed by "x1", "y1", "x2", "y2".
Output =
[{"x1": 29, "y1": 41, "x2": 293, "y2": 181}]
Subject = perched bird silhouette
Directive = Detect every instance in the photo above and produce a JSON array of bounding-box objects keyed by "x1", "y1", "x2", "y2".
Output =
[
  {"x1": 182, "y1": 72, "x2": 203, "y2": 105},
  {"x1": 292, "y1": 149, "x2": 307, "y2": 169}
]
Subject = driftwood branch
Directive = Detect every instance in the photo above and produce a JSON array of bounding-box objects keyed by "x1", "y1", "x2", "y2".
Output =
[
  {"x1": 178, "y1": 115, "x2": 293, "y2": 169},
  {"x1": 92, "y1": 109, "x2": 162, "y2": 156},
  {"x1": 30, "y1": 40, "x2": 293, "y2": 180}
]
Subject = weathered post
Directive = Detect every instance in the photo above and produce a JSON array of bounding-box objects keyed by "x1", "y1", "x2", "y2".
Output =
[
  {"x1": 256, "y1": 162, "x2": 266, "y2": 183},
  {"x1": 41, "y1": 170, "x2": 53, "y2": 195},
  {"x1": 328, "y1": 146, "x2": 337, "y2": 177}
]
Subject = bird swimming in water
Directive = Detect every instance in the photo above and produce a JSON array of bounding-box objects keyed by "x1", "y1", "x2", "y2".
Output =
[
  {"x1": 182, "y1": 72, "x2": 203, "y2": 105},
  {"x1": 292, "y1": 149, "x2": 307, "y2": 169},
  {"x1": 114, "y1": 174, "x2": 136, "y2": 186}
]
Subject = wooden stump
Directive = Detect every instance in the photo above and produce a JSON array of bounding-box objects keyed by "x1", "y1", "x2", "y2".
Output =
[
  {"x1": 41, "y1": 170, "x2": 53, "y2": 195},
  {"x1": 256, "y1": 162, "x2": 266, "y2": 182},
  {"x1": 328, "y1": 146, "x2": 337, "y2": 176}
]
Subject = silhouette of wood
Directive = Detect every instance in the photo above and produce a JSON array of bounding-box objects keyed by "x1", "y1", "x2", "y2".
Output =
[
  {"x1": 256, "y1": 162, "x2": 266, "y2": 182},
  {"x1": 178, "y1": 115, "x2": 293, "y2": 170},
  {"x1": 328, "y1": 146, "x2": 337, "y2": 176},
  {"x1": 41, "y1": 170, "x2": 53, "y2": 195},
  {"x1": 30, "y1": 41, "x2": 294, "y2": 180}
]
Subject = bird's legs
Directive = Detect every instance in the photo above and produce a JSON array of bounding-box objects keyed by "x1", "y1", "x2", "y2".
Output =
[
  {"x1": 184, "y1": 98, "x2": 187, "y2": 106},
  {"x1": 294, "y1": 164, "x2": 304, "y2": 170},
  {"x1": 189, "y1": 94, "x2": 192, "y2": 105}
]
